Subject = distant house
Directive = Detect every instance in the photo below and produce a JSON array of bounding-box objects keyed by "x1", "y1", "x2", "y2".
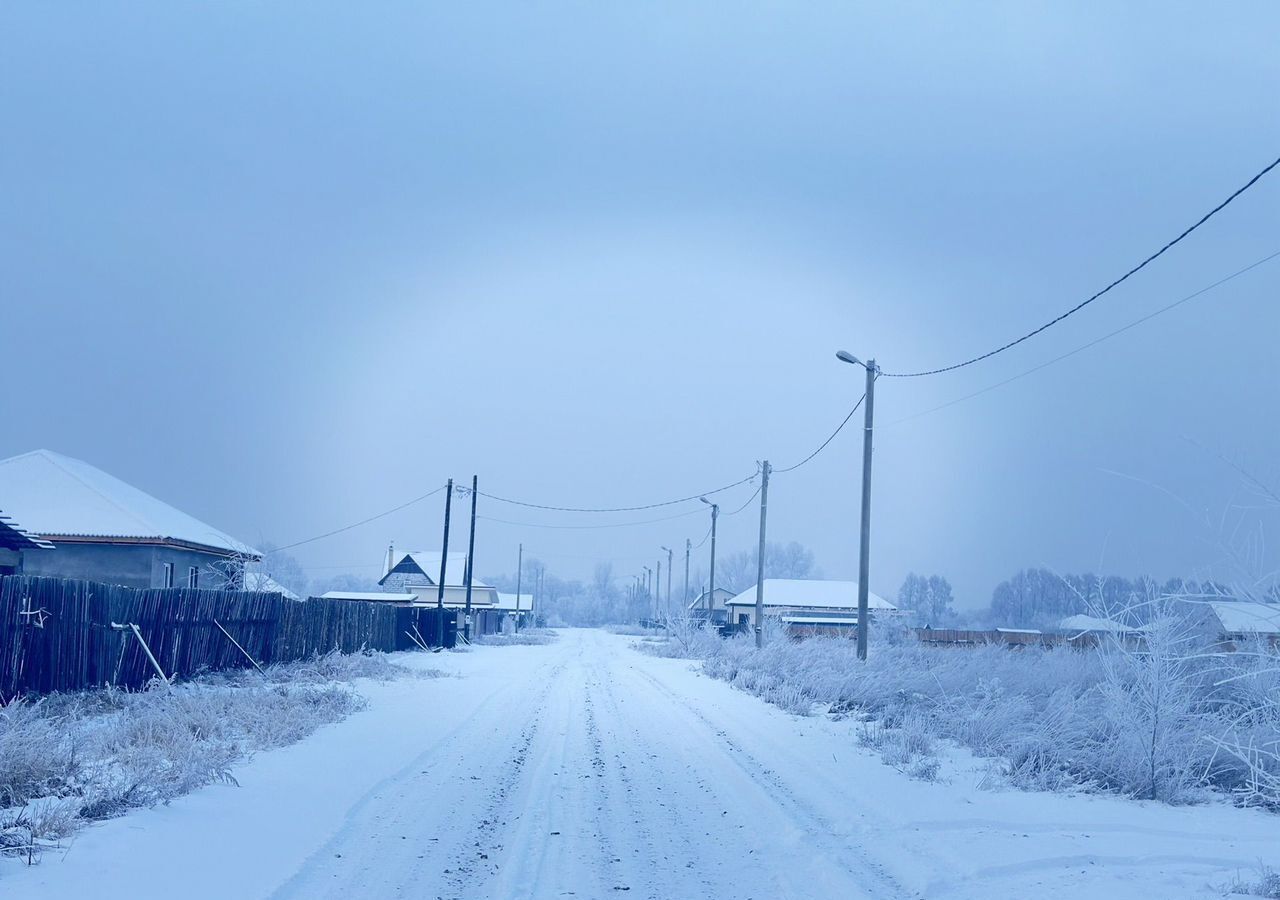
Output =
[
  {"x1": 688, "y1": 587, "x2": 735, "y2": 626},
  {"x1": 243, "y1": 571, "x2": 302, "y2": 602},
  {"x1": 378, "y1": 548, "x2": 502, "y2": 634},
  {"x1": 0, "y1": 509, "x2": 54, "y2": 575},
  {"x1": 1182, "y1": 599, "x2": 1280, "y2": 647},
  {"x1": 724, "y1": 579, "x2": 899, "y2": 637},
  {"x1": 495, "y1": 591, "x2": 535, "y2": 626},
  {"x1": 0, "y1": 450, "x2": 259, "y2": 589}
]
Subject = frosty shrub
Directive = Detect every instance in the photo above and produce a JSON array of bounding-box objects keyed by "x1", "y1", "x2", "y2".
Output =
[
  {"x1": 1226, "y1": 865, "x2": 1280, "y2": 899},
  {"x1": 0, "y1": 653, "x2": 431, "y2": 863},
  {"x1": 474, "y1": 628, "x2": 558, "y2": 647},
  {"x1": 654, "y1": 610, "x2": 1280, "y2": 807}
]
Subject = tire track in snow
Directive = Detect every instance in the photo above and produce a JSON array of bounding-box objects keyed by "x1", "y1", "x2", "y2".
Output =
[{"x1": 627, "y1": 665, "x2": 918, "y2": 900}]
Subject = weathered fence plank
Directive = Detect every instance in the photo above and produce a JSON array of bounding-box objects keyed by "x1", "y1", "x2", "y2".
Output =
[{"x1": 0, "y1": 575, "x2": 457, "y2": 699}]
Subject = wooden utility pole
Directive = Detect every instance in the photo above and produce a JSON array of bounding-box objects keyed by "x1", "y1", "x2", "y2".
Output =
[
  {"x1": 662, "y1": 546, "x2": 673, "y2": 622},
  {"x1": 463, "y1": 475, "x2": 478, "y2": 642},
  {"x1": 436, "y1": 479, "x2": 453, "y2": 647},
  {"x1": 703, "y1": 501, "x2": 719, "y2": 625},
  {"x1": 856, "y1": 359, "x2": 877, "y2": 661},
  {"x1": 514, "y1": 542, "x2": 523, "y2": 632},
  {"x1": 753, "y1": 460, "x2": 770, "y2": 648}
]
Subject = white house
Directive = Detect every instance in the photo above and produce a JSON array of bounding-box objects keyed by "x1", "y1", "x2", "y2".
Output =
[{"x1": 724, "y1": 579, "x2": 898, "y2": 636}]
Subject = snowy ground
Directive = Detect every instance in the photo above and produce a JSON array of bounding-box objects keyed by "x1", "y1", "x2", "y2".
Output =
[{"x1": 5, "y1": 629, "x2": 1276, "y2": 899}]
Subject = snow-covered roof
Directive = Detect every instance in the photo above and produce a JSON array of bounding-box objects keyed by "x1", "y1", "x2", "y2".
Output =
[
  {"x1": 243, "y1": 572, "x2": 302, "y2": 601},
  {"x1": 1058, "y1": 614, "x2": 1135, "y2": 633},
  {"x1": 495, "y1": 592, "x2": 534, "y2": 612},
  {"x1": 0, "y1": 510, "x2": 55, "y2": 551},
  {"x1": 725, "y1": 580, "x2": 896, "y2": 611},
  {"x1": 321, "y1": 591, "x2": 420, "y2": 603},
  {"x1": 384, "y1": 550, "x2": 474, "y2": 586},
  {"x1": 0, "y1": 450, "x2": 258, "y2": 557},
  {"x1": 687, "y1": 588, "x2": 735, "y2": 610},
  {"x1": 1205, "y1": 600, "x2": 1280, "y2": 635},
  {"x1": 996, "y1": 627, "x2": 1042, "y2": 635}
]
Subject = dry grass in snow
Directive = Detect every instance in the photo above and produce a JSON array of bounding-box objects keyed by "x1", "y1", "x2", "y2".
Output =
[
  {"x1": 643, "y1": 618, "x2": 1280, "y2": 809},
  {"x1": 0, "y1": 651, "x2": 436, "y2": 863}
]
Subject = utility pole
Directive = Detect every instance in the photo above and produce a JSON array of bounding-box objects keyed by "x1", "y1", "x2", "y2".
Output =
[
  {"x1": 838, "y1": 350, "x2": 878, "y2": 661},
  {"x1": 643, "y1": 566, "x2": 651, "y2": 625},
  {"x1": 661, "y1": 546, "x2": 673, "y2": 622},
  {"x1": 655, "y1": 559, "x2": 661, "y2": 623},
  {"x1": 857, "y1": 358, "x2": 877, "y2": 661},
  {"x1": 754, "y1": 460, "x2": 770, "y2": 648},
  {"x1": 514, "y1": 542, "x2": 523, "y2": 632},
  {"x1": 463, "y1": 475, "x2": 477, "y2": 642},
  {"x1": 699, "y1": 497, "x2": 719, "y2": 626},
  {"x1": 436, "y1": 479, "x2": 453, "y2": 647},
  {"x1": 683, "y1": 538, "x2": 691, "y2": 609}
]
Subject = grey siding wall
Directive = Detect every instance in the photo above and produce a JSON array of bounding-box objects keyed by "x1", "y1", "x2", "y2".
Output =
[{"x1": 18, "y1": 543, "x2": 241, "y2": 589}]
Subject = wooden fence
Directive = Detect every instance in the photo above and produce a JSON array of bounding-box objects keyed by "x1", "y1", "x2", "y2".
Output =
[{"x1": 0, "y1": 575, "x2": 456, "y2": 699}]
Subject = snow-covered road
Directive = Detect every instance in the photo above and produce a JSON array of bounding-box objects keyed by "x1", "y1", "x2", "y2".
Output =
[{"x1": 7, "y1": 629, "x2": 1277, "y2": 899}]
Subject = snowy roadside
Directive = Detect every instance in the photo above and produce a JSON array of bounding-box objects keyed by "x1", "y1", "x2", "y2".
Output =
[
  {"x1": 0, "y1": 651, "x2": 443, "y2": 865},
  {"x1": 622, "y1": 634, "x2": 1280, "y2": 899},
  {"x1": 0, "y1": 641, "x2": 550, "y2": 898}
]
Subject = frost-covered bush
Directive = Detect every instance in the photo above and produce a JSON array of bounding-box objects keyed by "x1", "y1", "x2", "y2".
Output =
[
  {"x1": 474, "y1": 628, "x2": 557, "y2": 646},
  {"x1": 0, "y1": 652, "x2": 431, "y2": 863},
  {"x1": 655, "y1": 619, "x2": 1280, "y2": 807}
]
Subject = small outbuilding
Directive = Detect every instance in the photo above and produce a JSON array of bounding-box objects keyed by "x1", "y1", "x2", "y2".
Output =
[{"x1": 724, "y1": 579, "x2": 899, "y2": 637}]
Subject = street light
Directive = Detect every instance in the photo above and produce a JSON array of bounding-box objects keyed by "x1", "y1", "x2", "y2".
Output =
[
  {"x1": 836, "y1": 348, "x2": 878, "y2": 661},
  {"x1": 699, "y1": 497, "x2": 719, "y2": 628}
]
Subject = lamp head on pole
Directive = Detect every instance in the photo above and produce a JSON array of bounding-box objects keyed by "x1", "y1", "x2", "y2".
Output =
[{"x1": 836, "y1": 349, "x2": 863, "y2": 368}]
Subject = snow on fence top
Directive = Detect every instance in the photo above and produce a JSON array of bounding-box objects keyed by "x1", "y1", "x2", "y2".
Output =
[
  {"x1": 0, "y1": 449, "x2": 258, "y2": 557},
  {"x1": 724, "y1": 579, "x2": 896, "y2": 611}
]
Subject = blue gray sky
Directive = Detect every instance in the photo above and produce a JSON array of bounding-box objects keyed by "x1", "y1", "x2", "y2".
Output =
[{"x1": 3, "y1": 2, "x2": 1277, "y2": 606}]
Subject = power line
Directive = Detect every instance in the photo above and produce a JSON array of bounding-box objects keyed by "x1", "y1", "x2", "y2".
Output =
[
  {"x1": 886, "y1": 248, "x2": 1280, "y2": 427},
  {"x1": 881, "y1": 154, "x2": 1280, "y2": 378},
  {"x1": 773, "y1": 392, "x2": 868, "y2": 474},
  {"x1": 477, "y1": 471, "x2": 758, "y2": 513},
  {"x1": 476, "y1": 506, "x2": 707, "y2": 530},
  {"x1": 273, "y1": 483, "x2": 448, "y2": 551}
]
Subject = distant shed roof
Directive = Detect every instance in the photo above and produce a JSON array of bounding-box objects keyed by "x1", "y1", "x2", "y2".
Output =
[
  {"x1": 0, "y1": 450, "x2": 258, "y2": 557},
  {"x1": 725, "y1": 579, "x2": 896, "y2": 612},
  {"x1": 1205, "y1": 600, "x2": 1280, "y2": 635},
  {"x1": 321, "y1": 591, "x2": 420, "y2": 603},
  {"x1": 495, "y1": 592, "x2": 534, "y2": 612},
  {"x1": 1058, "y1": 614, "x2": 1137, "y2": 634}
]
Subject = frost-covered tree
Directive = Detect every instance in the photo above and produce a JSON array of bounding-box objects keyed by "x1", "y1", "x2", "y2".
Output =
[
  {"x1": 898, "y1": 573, "x2": 955, "y2": 624},
  {"x1": 716, "y1": 541, "x2": 818, "y2": 594}
]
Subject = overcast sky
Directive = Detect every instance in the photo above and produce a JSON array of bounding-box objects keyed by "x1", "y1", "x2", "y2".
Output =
[{"x1": 3, "y1": 3, "x2": 1278, "y2": 607}]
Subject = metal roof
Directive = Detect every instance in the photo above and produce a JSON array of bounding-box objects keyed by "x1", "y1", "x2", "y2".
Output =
[
  {"x1": 724, "y1": 579, "x2": 896, "y2": 611},
  {"x1": 0, "y1": 511, "x2": 55, "y2": 551},
  {"x1": 0, "y1": 450, "x2": 258, "y2": 557}
]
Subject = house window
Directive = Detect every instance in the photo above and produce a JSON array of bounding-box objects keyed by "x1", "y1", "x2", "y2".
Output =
[
  {"x1": 187, "y1": 567, "x2": 199, "y2": 588},
  {"x1": 162, "y1": 563, "x2": 174, "y2": 588}
]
